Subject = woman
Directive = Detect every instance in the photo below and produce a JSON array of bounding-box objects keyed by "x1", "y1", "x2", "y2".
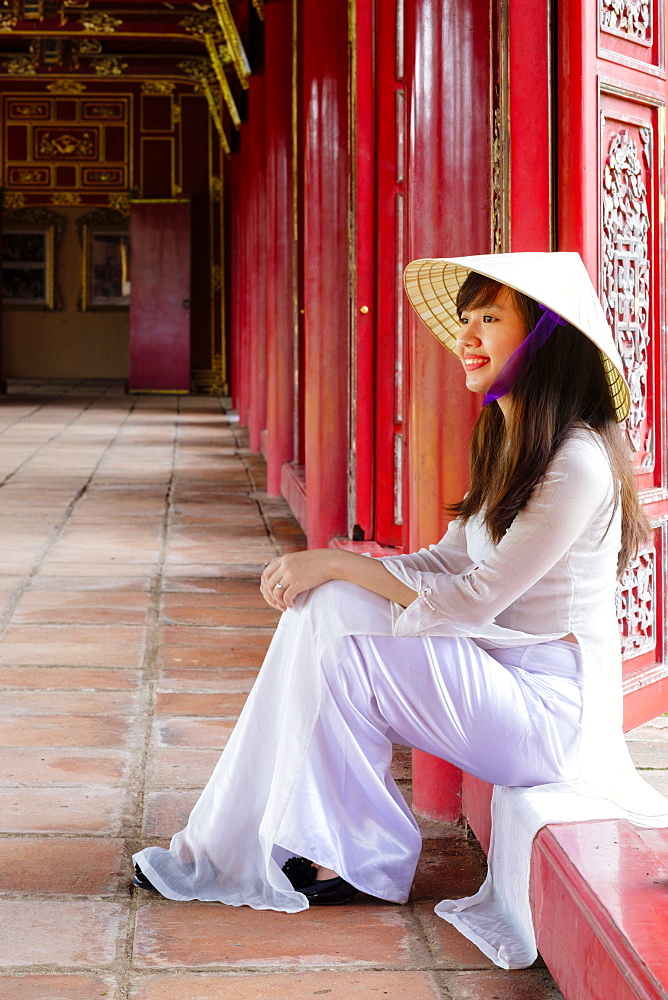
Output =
[{"x1": 134, "y1": 252, "x2": 668, "y2": 969}]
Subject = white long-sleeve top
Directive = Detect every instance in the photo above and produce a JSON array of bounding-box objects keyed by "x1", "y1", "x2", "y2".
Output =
[{"x1": 380, "y1": 427, "x2": 668, "y2": 967}]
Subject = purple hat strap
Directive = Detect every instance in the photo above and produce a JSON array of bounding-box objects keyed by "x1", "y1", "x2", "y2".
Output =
[{"x1": 483, "y1": 305, "x2": 568, "y2": 406}]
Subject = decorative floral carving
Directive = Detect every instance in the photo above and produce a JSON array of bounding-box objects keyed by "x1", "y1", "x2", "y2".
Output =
[
  {"x1": 600, "y1": 0, "x2": 651, "y2": 43},
  {"x1": 616, "y1": 545, "x2": 655, "y2": 658},
  {"x1": 38, "y1": 131, "x2": 94, "y2": 156},
  {"x1": 12, "y1": 103, "x2": 45, "y2": 116},
  {"x1": 76, "y1": 206, "x2": 127, "y2": 244},
  {"x1": 76, "y1": 38, "x2": 102, "y2": 55},
  {"x1": 84, "y1": 104, "x2": 119, "y2": 119},
  {"x1": 51, "y1": 192, "x2": 81, "y2": 205},
  {"x1": 601, "y1": 128, "x2": 651, "y2": 459},
  {"x1": 0, "y1": 11, "x2": 17, "y2": 30},
  {"x1": 3, "y1": 192, "x2": 26, "y2": 212},
  {"x1": 78, "y1": 12, "x2": 121, "y2": 32},
  {"x1": 107, "y1": 193, "x2": 130, "y2": 215},
  {"x1": 47, "y1": 79, "x2": 86, "y2": 93},
  {"x1": 4, "y1": 55, "x2": 38, "y2": 75},
  {"x1": 491, "y1": 107, "x2": 503, "y2": 254},
  {"x1": 91, "y1": 56, "x2": 127, "y2": 76},
  {"x1": 179, "y1": 57, "x2": 212, "y2": 88},
  {"x1": 85, "y1": 169, "x2": 120, "y2": 183},
  {"x1": 180, "y1": 12, "x2": 219, "y2": 38},
  {"x1": 14, "y1": 169, "x2": 47, "y2": 183},
  {"x1": 211, "y1": 176, "x2": 223, "y2": 203},
  {"x1": 252, "y1": 0, "x2": 265, "y2": 19},
  {"x1": 141, "y1": 80, "x2": 175, "y2": 95},
  {"x1": 4, "y1": 205, "x2": 64, "y2": 240}
]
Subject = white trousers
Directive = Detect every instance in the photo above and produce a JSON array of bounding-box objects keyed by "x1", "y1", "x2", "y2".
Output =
[
  {"x1": 135, "y1": 582, "x2": 582, "y2": 908},
  {"x1": 273, "y1": 632, "x2": 582, "y2": 901}
]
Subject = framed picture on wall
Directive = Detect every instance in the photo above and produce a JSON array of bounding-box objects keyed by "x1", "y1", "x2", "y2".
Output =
[
  {"x1": 1, "y1": 228, "x2": 56, "y2": 308},
  {"x1": 79, "y1": 210, "x2": 130, "y2": 310}
]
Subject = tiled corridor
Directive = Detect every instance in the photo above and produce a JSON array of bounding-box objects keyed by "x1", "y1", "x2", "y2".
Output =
[{"x1": 0, "y1": 381, "x2": 663, "y2": 999}]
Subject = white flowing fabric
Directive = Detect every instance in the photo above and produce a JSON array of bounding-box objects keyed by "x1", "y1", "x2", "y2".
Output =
[{"x1": 135, "y1": 427, "x2": 668, "y2": 967}]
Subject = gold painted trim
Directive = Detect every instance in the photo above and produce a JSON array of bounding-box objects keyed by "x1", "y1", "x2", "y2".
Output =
[
  {"x1": 211, "y1": 0, "x2": 251, "y2": 89},
  {"x1": 200, "y1": 75, "x2": 231, "y2": 154},
  {"x1": 490, "y1": 0, "x2": 511, "y2": 253},
  {"x1": 204, "y1": 32, "x2": 241, "y2": 127},
  {"x1": 81, "y1": 222, "x2": 91, "y2": 311},
  {"x1": 130, "y1": 198, "x2": 190, "y2": 204},
  {"x1": 45, "y1": 223, "x2": 55, "y2": 309},
  {"x1": 128, "y1": 389, "x2": 190, "y2": 395}
]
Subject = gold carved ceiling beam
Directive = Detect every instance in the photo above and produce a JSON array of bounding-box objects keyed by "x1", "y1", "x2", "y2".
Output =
[
  {"x1": 210, "y1": 0, "x2": 249, "y2": 89},
  {"x1": 0, "y1": 2, "x2": 215, "y2": 40}
]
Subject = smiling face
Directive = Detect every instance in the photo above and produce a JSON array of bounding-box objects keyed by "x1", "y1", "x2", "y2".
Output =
[{"x1": 455, "y1": 285, "x2": 528, "y2": 402}]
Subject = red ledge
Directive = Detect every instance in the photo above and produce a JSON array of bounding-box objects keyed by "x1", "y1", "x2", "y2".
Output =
[
  {"x1": 280, "y1": 462, "x2": 307, "y2": 535},
  {"x1": 328, "y1": 538, "x2": 402, "y2": 557},
  {"x1": 531, "y1": 819, "x2": 668, "y2": 1000}
]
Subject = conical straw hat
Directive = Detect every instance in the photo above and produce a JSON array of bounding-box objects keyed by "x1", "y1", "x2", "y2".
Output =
[{"x1": 403, "y1": 251, "x2": 630, "y2": 421}]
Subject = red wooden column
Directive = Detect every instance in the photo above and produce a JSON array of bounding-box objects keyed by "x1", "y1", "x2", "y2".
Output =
[
  {"x1": 264, "y1": 0, "x2": 294, "y2": 496},
  {"x1": 230, "y1": 127, "x2": 251, "y2": 426},
  {"x1": 348, "y1": 0, "x2": 375, "y2": 540},
  {"x1": 301, "y1": 0, "x2": 349, "y2": 548},
  {"x1": 246, "y1": 75, "x2": 267, "y2": 453},
  {"x1": 507, "y1": 0, "x2": 551, "y2": 250},
  {"x1": 404, "y1": 0, "x2": 491, "y2": 820}
]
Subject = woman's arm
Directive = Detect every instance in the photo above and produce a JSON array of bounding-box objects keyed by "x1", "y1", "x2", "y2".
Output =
[
  {"x1": 382, "y1": 516, "x2": 474, "y2": 576},
  {"x1": 386, "y1": 434, "x2": 615, "y2": 636},
  {"x1": 260, "y1": 548, "x2": 417, "y2": 612}
]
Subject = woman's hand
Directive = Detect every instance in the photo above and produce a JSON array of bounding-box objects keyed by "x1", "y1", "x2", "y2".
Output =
[
  {"x1": 260, "y1": 550, "x2": 338, "y2": 610},
  {"x1": 260, "y1": 548, "x2": 418, "y2": 612}
]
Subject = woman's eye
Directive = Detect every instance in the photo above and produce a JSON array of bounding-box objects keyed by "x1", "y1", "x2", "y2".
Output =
[{"x1": 482, "y1": 315, "x2": 495, "y2": 323}]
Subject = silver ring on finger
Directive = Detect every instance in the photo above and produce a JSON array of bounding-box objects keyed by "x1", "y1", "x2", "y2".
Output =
[{"x1": 274, "y1": 582, "x2": 284, "y2": 590}]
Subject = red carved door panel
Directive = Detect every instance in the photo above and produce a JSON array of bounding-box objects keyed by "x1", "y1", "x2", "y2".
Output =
[
  {"x1": 559, "y1": 1, "x2": 668, "y2": 729},
  {"x1": 128, "y1": 199, "x2": 191, "y2": 393}
]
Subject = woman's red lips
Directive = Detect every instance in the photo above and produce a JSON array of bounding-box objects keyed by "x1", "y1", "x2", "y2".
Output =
[{"x1": 463, "y1": 356, "x2": 490, "y2": 369}]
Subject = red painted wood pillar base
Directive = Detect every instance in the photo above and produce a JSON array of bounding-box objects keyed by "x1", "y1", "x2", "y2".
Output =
[
  {"x1": 264, "y1": 0, "x2": 294, "y2": 495},
  {"x1": 301, "y1": 0, "x2": 349, "y2": 548},
  {"x1": 411, "y1": 751, "x2": 463, "y2": 823},
  {"x1": 405, "y1": 0, "x2": 492, "y2": 821}
]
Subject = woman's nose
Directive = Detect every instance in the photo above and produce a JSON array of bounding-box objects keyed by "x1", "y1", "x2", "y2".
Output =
[{"x1": 456, "y1": 322, "x2": 481, "y2": 348}]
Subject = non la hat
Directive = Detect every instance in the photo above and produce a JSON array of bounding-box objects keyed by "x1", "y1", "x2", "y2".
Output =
[{"x1": 403, "y1": 251, "x2": 630, "y2": 422}]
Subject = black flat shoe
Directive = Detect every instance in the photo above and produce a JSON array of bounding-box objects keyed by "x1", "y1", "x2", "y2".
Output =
[
  {"x1": 281, "y1": 856, "x2": 358, "y2": 906},
  {"x1": 300, "y1": 875, "x2": 358, "y2": 905},
  {"x1": 133, "y1": 863, "x2": 157, "y2": 891}
]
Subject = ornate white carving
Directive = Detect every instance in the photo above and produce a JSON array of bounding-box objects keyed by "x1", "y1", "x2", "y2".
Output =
[
  {"x1": 601, "y1": 0, "x2": 652, "y2": 43},
  {"x1": 601, "y1": 128, "x2": 652, "y2": 460},
  {"x1": 616, "y1": 545, "x2": 655, "y2": 658}
]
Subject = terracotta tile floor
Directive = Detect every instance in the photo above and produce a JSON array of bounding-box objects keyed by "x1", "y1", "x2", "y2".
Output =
[{"x1": 0, "y1": 379, "x2": 662, "y2": 1000}]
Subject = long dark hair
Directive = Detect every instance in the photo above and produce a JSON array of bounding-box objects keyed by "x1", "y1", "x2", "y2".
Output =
[{"x1": 450, "y1": 272, "x2": 648, "y2": 575}]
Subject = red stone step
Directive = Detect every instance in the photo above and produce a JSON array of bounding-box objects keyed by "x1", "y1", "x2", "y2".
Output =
[{"x1": 531, "y1": 820, "x2": 668, "y2": 1000}]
